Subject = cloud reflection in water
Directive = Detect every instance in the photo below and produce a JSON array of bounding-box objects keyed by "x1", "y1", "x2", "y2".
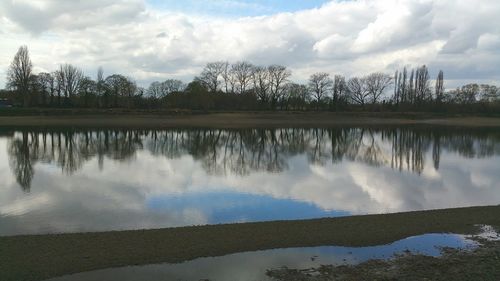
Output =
[{"x1": 1, "y1": 127, "x2": 500, "y2": 235}]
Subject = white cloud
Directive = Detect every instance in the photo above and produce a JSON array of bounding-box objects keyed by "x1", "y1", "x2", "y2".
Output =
[
  {"x1": 1, "y1": 0, "x2": 499, "y2": 88},
  {"x1": 0, "y1": 0, "x2": 146, "y2": 34}
]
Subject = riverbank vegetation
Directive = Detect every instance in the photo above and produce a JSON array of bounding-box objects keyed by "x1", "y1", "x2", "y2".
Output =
[{"x1": 2, "y1": 46, "x2": 499, "y2": 113}]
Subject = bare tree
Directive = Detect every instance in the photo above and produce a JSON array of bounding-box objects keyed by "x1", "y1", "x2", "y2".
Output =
[
  {"x1": 231, "y1": 61, "x2": 254, "y2": 94},
  {"x1": 286, "y1": 83, "x2": 309, "y2": 110},
  {"x1": 199, "y1": 62, "x2": 225, "y2": 92},
  {"x1": 364, "y1": 72, "x2": 392, "y2": 104},
  {"x1": 147, "y1": 81, "x2": 164, "y2": 100},
  {"x1": 220, "y1": 61, "x2": 235, "y2": 93},
  {"x1": 251, "y1": 66, "x2": 270, "y2": 103},
  {"x1": 415, "y1": 65, "x2": 431, "y2": 104},
  {"x1": 97, "y1": 67, "x2": 104, "y2": 83},
  {"x1": 347, "y1": 77, "x2": 369, "y2": 106},
  {"x1": 53, "y1": 70, "x2": 65, "y2": 106},
  {"x1": 393, "y1": 67, "x2": 408, "y2": 105},
  {"x1": 162, "y1": 79, "x2": 185, "y2": 94},
  {"x1": 308, "y1": 72, "x2": 333, "y2": 106},
  {"x1": 400, "y1": 68, "x2": 407, "y2": 103},
  {"x1": 268, "y1": 65, "x2": 291, "y2": 109},
  {"x1": 96, "y1": 67, "x2": 104, "y2": 94},
  {"x1": 122, "y1": 77, "x2": 137, "y2": 108},
  {"x1": 7, "y1": 45, "x2": 33, "y2": 107},
  {"x1": 148, "y1": 79, "x2": 185, "y2": 100},
  {"x1": 35, "y1": 72, "x2": 54, "y2": 106},
  {"x1": 78, "y1": 76, "x2": 97, "y2": 107},
  {"x1": 457, "y1": 84, "x2": 479, "y2": 104},
  {"x1": 408, "y1": 69, "x2": 415, "y2": 104},
  {"x1": 59, "y1": 64, "x2": 83, "y2": 104},
  {"x1": 105, "y1": 74, "x2": 130, "y2": 107},
  {"x1": 96, "y1": 67, "x2": 105, "y2": 107},
  {"x1": 393, "y1": 70, "x2": 399, "y2": 104},
  {"x1": 332, "y1": 75, "x2": 347, "y2": 109},
  {"x1": 435, "y1": 70, "x2": 444, "y2": 104},
  {"x1": 479, "y1": 84, "x2": 499, "y2": 102}
]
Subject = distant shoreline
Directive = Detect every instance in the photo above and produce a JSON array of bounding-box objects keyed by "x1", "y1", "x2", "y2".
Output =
[
  {"x1": 2, "y1": 205, "x2": 500, "y2": 281},
  {"x1": 1, "y1": 111, "x2": 500, "y2": 128}
]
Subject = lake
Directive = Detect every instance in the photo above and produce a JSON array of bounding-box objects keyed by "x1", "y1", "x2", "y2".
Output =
[{"x1": 1, "y1": 126, "x2": 499, "y2": 236}]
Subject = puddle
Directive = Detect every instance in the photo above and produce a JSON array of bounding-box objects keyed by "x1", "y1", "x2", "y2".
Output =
[{"x1": 47, "y1": 231, "x2": 483, "y2": 281}]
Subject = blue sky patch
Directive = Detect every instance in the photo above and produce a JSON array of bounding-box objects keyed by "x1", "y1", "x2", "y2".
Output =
[
  {"x1": 147, "y1": 191, "x2": 349, "y2": 224},
  {"x1": 147, "y1": 0, "x2": 331, "y2": 17}
]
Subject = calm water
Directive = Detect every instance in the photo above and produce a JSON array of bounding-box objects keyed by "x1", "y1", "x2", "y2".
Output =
[
  {"x1": 47, "y1": 233, "x2": 478, "y2": 281},
  {"x1": 1, "y1": 127, "x2": 500, "y2": 236}
]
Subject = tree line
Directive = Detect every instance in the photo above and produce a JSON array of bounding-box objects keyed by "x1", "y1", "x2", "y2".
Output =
[
  {"x1": 7, "y1": 127, "x2": 500, "y2": 192},
  {"x1": 3, "y1": 45, "x2": 500, "y2": 112}
]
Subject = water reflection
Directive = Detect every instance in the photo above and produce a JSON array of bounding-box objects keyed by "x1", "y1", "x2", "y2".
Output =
[
  {"x1": 5, "y1": 127, "x2": 500, "y2": 192},
  {"x1": 1, "y1": 127, "x2": 500, "y2": 235},
  {"x1": 47, "y1": 233, "x2": 476, "y2": 281}
]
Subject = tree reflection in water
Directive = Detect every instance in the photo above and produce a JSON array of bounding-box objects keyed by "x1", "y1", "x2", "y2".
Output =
[{"x1": 7, "y1": 127, "x2": 500, "y2": 192}]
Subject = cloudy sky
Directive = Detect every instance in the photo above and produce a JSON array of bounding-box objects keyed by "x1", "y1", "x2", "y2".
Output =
[{"x1": 1, "y1": 0, "x2": 499, "y2": 88}]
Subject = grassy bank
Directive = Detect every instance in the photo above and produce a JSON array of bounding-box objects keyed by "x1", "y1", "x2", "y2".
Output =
[
  {"x1": 2, "y1": 205, "x2": 500, "y2": 281},
  {"x1": 1, "y1": 112, "x2": 500, "y2": 129}
]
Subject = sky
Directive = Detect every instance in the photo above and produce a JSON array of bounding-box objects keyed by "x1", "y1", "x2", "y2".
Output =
[{"x1": 1, "y1": 0, "x2": 499, "y2": 89}]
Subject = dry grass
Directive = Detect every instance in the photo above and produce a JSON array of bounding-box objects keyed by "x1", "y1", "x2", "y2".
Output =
[{"x1": 0, "y1": 112, "x2": 500, "y2": 129}]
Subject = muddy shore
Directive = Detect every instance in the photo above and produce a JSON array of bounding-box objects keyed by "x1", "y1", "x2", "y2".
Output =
[{"x1": 1, "y1": 205, "x2": 500, "y2": 281}]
